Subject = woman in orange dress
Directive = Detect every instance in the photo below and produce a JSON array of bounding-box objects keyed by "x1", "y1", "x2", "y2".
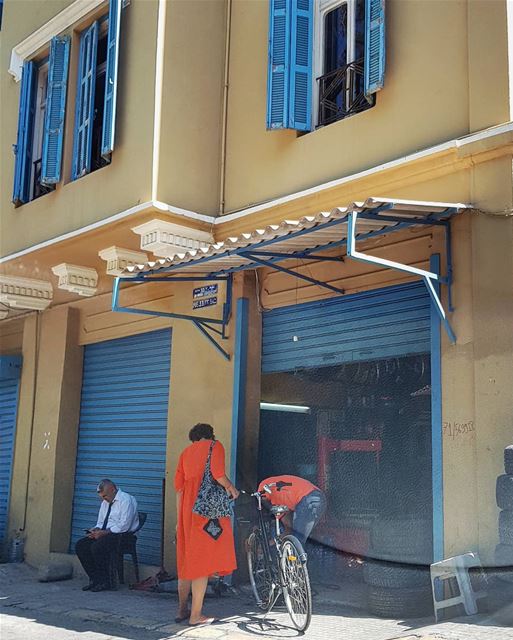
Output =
[{"x1": 174, "y1": 423, "x2": 239, "y2": 626}]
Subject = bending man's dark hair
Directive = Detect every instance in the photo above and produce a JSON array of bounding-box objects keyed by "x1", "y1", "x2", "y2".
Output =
[{"x1": 189, "y1": 423, "x2": 215, "y2": 442}]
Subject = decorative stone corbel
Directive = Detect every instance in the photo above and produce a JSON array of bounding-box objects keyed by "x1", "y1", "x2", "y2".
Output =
[
  {"x1": 0, "y1": 275, "x2": 53, "y2": 311},
  {"x1": 98, "y1": 246, "x2": 148, "y2": 277},
  {"x1": 51, "y1": 264, "x2": 98, "y2": 297},
  {"x1": 131, "y1": 219, "x2": 213, "y2": 258}
]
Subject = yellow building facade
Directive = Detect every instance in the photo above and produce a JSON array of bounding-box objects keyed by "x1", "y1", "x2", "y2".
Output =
[{"x1": 0, "y1": 0, "x2": 512, "y2": 585}]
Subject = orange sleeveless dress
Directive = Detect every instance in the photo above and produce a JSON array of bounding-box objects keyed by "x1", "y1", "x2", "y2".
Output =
[{"x1": 174, "y1": 439, "x2": 237, "y2": 580}]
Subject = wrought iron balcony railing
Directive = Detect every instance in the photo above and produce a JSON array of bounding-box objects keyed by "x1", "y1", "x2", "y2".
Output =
[
  {"x1": 317, "y1": 57, "x2": 374, "y2": 128},
  {"x1": 32, "y1": 159, "x2": 55, "y2": 200}
]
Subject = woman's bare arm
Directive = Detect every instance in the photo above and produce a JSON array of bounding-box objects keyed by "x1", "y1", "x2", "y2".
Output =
[{"x1": 216, "y1": 475, "x2": 240, "y2": 500}]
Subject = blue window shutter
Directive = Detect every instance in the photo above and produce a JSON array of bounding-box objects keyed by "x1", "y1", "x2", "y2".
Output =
[
  {"x1": 266, "y1": 0, "x2": 290, "y2": 130},
  {"x1": 364, "y1": 0, "x2": 385, "y2": 97},
  {"x1": 12, "y1": 61, "x2": 36, "y2": 205},
  {"x1": 41, "y1": 36, "x2": 70, "y2": 185},
  {"x1": 101, "y1": 0, "x2": 122, "y2": 158},
  {"x1": 72, "y1": 21, "x2": 98, "y2": 180},
  {"x1": 288, "y1": 0, "x2": 312, "y2": 131}
]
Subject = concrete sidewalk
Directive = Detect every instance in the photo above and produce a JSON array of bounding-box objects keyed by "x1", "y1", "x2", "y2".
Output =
[{"x1": 1, "y1": 563, "x2": 512, "y2": 640}]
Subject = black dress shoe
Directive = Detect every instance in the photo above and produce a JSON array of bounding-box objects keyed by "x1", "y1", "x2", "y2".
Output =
[
  {"x1": 82, "y1": 581, "x2": 96, "y2": 591},
  {"x1": 91, "y1": 583, "x2": 109, "y2": 592}
]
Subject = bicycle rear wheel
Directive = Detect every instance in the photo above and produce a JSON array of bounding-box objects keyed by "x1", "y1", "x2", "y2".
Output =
[
  {"x1": 280, "y1": 535, "x2": 312, "y2": 631},
  {"x1": 247, "y1": 531, "x2": 274, "y2": 610}
]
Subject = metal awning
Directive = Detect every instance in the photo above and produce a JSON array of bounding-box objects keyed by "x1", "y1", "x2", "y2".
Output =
[{"x1": 113, "y1": 198, "x2": 472, "y2": 357}]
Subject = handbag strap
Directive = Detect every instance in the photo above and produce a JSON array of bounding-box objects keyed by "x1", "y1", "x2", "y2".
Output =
[{"x1": 204, "y1": 439, "x2": 216, "y2": 474}]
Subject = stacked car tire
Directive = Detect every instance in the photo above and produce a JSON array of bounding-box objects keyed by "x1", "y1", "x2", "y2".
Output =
[
  {"x1": 495, "y1": 445, "x2": 513, "y2": 583},
  {"x1": 364, "y1": 515, "x2": 433, "y2": 618}
]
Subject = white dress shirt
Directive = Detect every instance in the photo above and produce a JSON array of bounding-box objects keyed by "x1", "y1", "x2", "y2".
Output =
[{"x1": 95, "y1": 489, "x2": 139, "y2": 534}]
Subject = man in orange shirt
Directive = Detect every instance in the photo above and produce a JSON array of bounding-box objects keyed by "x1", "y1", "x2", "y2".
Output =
[{"x1": 257, "y1": 475, "x2": 326, "y2": 545}]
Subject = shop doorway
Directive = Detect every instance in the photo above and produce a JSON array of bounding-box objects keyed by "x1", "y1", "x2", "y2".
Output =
[
  {"x1": 259, "y1": 354, "x2": 432, "y2": 580},
  {"x1": 258, "y1": 283, "x2": 435, "y2": 585}
]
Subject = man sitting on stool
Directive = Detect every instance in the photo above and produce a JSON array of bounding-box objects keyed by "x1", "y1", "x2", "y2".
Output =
[
  {"x1": 258, "y1": 474, "x2": 326, "y2": 545},
  {"x1": 75, "y1": 479, "x2": 139, "y2": 592}
]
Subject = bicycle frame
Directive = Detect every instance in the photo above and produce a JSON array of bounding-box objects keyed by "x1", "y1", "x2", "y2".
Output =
[
  {"x1": 253, "y1": 489, "x2": 282, "y2": 564},
  {"x1": 245, "y1": 483, "x2": 313, "y2": 631},
  {"x1": 246, "y1": 485, "x2": 289, "y2": 609}
]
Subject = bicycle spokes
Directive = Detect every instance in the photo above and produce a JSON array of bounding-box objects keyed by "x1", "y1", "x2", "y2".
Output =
[{"x1": 280, "y1": 538, "x2": 312, "y2": 631}]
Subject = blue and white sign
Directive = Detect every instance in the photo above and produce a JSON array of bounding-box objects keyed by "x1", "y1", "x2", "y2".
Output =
[
  {"x1": 193, "y1": 297, "x2": 218, "y2": 310},
  {"x1": 193, "y1": 284, "x2": 218, "y2": 299}
]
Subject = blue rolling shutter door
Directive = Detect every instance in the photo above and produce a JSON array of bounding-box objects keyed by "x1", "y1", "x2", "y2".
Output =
[
  {"x1": 70, "y1": 330, "x2": 171, "y2": 565},
  {"x1": 41, "y1": 36, "x2": 71, "y2": 185},
  {"x1": 12, "y1": 61, "x2": 36, "y2": 205},
  {"x1": 364, "y1": 0, "x2": 386, "y2": 97},
  {"x1": 0, "y1": 357, "x2": 22, "y2": 545},
  {"x1": 262, "y1": 282, "x2": 430, "y2": 373},
  {"x1": 101, "y1": 0, "x2": 121, "y2": 158},
  {"x1": 72, "y1": 21, "x2": 98, "y2": 180}
]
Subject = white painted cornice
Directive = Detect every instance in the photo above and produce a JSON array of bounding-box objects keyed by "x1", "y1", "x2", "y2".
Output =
[
  {"x1": 9, "y1": 0, "x2": 106, "y2": 81},
  {"x1": 131, "y1": 219, "x2": 214, "y2": 258},
  {"x1": 0, "y1": 275, "x2": 53, "y2": 311},
  {"x1": 51, "y1": 263, "x2": 98, "y2": 297},
  {"x1": 98, "y1": 246, "x2": 148, "y2": 276}
]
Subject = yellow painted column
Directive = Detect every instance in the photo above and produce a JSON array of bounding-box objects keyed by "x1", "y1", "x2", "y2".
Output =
[{"x1": 21, "y1": 307, "x2": 83, "y2": 566}]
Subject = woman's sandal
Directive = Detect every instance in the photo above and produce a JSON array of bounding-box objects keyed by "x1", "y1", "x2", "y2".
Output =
[{"x1": 188, "y1": 617, "x2": 220, "y2": 626}]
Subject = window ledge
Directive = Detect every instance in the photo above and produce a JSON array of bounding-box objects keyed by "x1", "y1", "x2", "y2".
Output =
[{"x1": 9, "y1": 0, "x2": 106, "y2": 81}]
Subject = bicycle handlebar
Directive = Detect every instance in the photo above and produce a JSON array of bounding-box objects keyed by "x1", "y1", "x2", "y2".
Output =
[{"x1": 242, "y1": 480, "x2": 293, "y2": 498}]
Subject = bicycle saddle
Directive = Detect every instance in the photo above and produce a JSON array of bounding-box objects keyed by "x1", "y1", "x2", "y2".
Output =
[{"x1": 270, "y1": 505, "x2": 289, "y2": 515}]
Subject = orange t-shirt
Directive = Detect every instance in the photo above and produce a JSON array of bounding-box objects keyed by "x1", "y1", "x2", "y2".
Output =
[{"x1": 258, "y1": 475, "x2": 320, "y2": 512}]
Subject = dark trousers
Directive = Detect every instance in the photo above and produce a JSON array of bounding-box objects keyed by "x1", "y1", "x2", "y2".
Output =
[{"x1": 75, "y1": 535, "x2": 119, "y2": 585}]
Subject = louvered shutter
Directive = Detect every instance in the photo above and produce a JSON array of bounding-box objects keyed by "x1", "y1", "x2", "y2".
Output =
[
  {"x1": 266, "y1": 0, "x2": 290, "y2": 129},
  {"x1": 101, "y1": 0, "x2": 122, "y2": 158},
  {"x1": 12, "y1": 61, "x2": 36, "y2": 205},
  {"x1": 364, "y1": 0, "x2": 385, "y2": 97},
  {"x1": 288, "y1": 0, "x2": 312, "y2": 131},
  {"x1": 41, "y1": 36, "x2": 70, "y2": 185},
  {"x1": 72, "y1": 21, "x2": 98, "y2": 180}
]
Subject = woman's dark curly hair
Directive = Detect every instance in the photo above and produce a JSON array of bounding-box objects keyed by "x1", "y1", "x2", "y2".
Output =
[{"x1": 189, "y1": 423, "x2": 215, "y2": 442}]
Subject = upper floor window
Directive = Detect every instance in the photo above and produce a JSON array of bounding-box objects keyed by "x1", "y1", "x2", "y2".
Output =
[
  {"x1": 316, "y1": 0, "x2": 371, "y2": 127},
  {"x1": 72, "y1": 0, "x2": 121, "y2": 181},
  {"x1": 12, "y1": 36, "x2": 70, "y2": 206},
  {"x1": 12, "y1": 0, "x2": 122, "y2": 206},
  {"x1": 31, "y1": 61, "x2": 57, "y2": 200},
  {"x1": 266, "y1": 0, "x2": 385, "y2": 132}
]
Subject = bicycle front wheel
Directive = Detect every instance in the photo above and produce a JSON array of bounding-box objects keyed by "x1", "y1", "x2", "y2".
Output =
[
  {"x1": 280, "y1": 535, "x2": 312, "y2": 631},
  {"x1": 247, "y1": 531, "x2": 274, "y2": 610}
]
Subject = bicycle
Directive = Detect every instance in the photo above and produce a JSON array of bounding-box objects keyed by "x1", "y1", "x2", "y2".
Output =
[{"x1": 244, "y1": 481, "x2": 312, "y2": 632}]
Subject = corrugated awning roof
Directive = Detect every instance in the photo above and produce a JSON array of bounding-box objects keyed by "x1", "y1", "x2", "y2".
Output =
[{"x1": 124, "y1": 198, "x2": 471, "y2": 277}]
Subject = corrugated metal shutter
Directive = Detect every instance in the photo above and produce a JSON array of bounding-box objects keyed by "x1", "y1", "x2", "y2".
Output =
[
  {"x1": 0, "y1": 357, "x2": 22, "y2": 545},
  {"x1": 70, "y1": 329, "x2": 171, "y2": 565},
  {"x1": 262, "y1": 282, "x2": 430, "y2": 373}
]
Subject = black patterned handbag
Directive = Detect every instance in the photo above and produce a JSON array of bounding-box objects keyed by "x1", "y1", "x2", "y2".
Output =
[{"x1": 192, "y1": 440, "x2": 232, "y2": 519}]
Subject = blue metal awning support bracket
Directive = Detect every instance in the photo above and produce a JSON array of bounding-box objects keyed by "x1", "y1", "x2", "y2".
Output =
[
  {"x1": 239, "y1": 251, "x2": 346, "y2": 296},
  {"x1": 112, "y1": 274, "x2": 233, "y2": 360},
  {"x1": 347, "y1": 211, "x2": 456, "y2": 343}
]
